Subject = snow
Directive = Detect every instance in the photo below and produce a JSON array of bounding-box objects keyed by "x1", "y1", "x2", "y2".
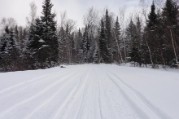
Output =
[
  {"x1": 38, "y1": 39, "x2": 45, "y2": 43},
  {"x1": 38, "y1": 45, "x2": 49, "y2": 50},
  {"x1": 0, "y1": 64, "x2": 179, "y2": 119}
]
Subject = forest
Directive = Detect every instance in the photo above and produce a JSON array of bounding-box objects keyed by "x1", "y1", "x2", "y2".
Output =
[{"x1": 0, "y1": 0, "x2": 179, "y2": 71}]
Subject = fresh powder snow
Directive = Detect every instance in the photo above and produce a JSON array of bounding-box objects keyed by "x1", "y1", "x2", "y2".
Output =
[{"x1": 0, "y1": 64, "x2": 178, "y2": 119}]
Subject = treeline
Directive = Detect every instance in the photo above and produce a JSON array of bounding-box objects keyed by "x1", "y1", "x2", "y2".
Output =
[{"x1": 0, "y1": 0, "x2": 179, "y2": 71}]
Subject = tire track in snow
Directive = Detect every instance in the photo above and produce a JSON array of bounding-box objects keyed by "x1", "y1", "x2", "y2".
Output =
[
  {"x1": 51, "y1": 68, "x2": 91, "y2": 119},
  {"x1": 108, "y1": 71, "x2": 172, "y2": 119},
  {"x1": 0, "y1": 69, "x2": 80, "y2": 118},
  {"x1": 102, "y1": 69, "x2": 150, "y2": 119},
  {"x1": 60, "y1": 68, "x2": 91, "y2": 119},
  {"x1": 0, "y1": 69, "x2": 76, "y2": 114},
  {"x1": 86, "y1": 67, "x2": 104, "y2": 119},
  {"x1": 98, "y1": 76, "x2": 103, "y2": 119},
  {"x1": 24, "y1": 68, "x2": 87, "y2": 119},
  {"x1": 74, "y1": 67, "x2": 103, "y2": 119},
  {"x1": 85, "y1": 67, "x2": 104, "y2": 119},
  {"x1": 96, "y1": 68, "x2": 103, "y2": 119},
  {"x1": 0, "y1": 68, "x2": 69, "y2": 96},
  {"x1": 97, "y1": 67, "x2": 135, "y2": 119},
  {"x1": 97, "y1": 69, "x2": 115, "y2": 119},
  {"x1": 74, "y1": 68, "x2": 92, "y2": 119},
  {"x1": 0, "y1": 74, "x2": 69, "y2": 101}
]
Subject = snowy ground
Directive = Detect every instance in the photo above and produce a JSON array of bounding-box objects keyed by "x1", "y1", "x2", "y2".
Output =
[{"x1": 0, "y1": 64, "x2": 179, "y2": 119}]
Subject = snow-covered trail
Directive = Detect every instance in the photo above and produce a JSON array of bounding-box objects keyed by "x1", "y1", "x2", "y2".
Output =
[{"x1": 0, "y1": 64, "x2": 179, "y2": 119}]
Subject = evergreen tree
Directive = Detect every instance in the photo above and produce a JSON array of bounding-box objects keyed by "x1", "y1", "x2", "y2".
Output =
[
  {"x1": 41, "y1": 0, "x2": 59, "y2": 66},
  {"x1": 58, "y1": 27, "x2": 67, "y2": 63},
  {"x1": 134, "y1": 17, "x2": 142, "y2": 66},
  {"x1": 99, "y1": 20, "x2": 111, "y2": 63},
  {"x1": 0, "y1": 26, "x2": 10, "y2": 70},
  {"x1": 145, "y1": 2, "x2": 161, "y2": 66},
  {"x1": 82, "y1": 28, "x2": 88, "y2": 63},
  {"x1": 58, "y1": 23, "x2": 75, "y2": 64},
  {"x1": 0, "y1": 26, "x2": 20, "y2": 71},
  {"x1": 162, "y1": 0, "x2": 179, "y2": 65},
  {"x1": 77, "y1": 28, "x2": 83, "y2": 63},
  {"x1": 27, "y1": 18, "x2": 44, "y2": 68},
  {"x1": 147, "y1": 1, "x2": 158, "y2": 29},
  {"x1": 126, "y1": 19, "x2": 142, "y2": 66},
  {"x1": 82, "y1": 26, "x2": 90, "y2": 63},
  {"x1": 126, "y1": 20, "x2": 136, "y2": 55},
  {"x1": 93, "y1": 47, "x2": 99, "y2": 63},
  {"x1": 113, "y1": 17, "x2": 123, "y2": 63},
  {"x1": 104, "y1": 10, "x2": 113, "y2": 62},
  {"x1": 27, "y1": 0, "x2": 58, "y2": 68}
]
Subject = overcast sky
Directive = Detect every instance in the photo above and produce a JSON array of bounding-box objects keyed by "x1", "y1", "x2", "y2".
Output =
[{"x1": 0, "y1": 0, "x2": 154, "y2": 27}]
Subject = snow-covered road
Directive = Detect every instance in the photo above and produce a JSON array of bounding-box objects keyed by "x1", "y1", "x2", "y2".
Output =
[{"x1": 0, "y1": 64, "x2": 179, "y2": 119}]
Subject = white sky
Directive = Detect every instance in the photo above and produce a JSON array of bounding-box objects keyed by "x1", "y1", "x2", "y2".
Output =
[{"x1": 0, "y1": 0, "x2": 153, "y2": 28}]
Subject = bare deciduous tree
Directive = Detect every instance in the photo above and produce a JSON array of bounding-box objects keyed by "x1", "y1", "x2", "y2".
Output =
[{"x1": 26, "y1": 2, "x2": 37, "y2": 25}]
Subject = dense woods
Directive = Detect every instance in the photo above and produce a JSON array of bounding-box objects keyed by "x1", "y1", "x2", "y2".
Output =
[{"x1": 0, "y1": 0, "x2": 179, "y2": 71}]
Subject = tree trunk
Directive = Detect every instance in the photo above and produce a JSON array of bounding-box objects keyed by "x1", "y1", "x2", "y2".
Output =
[
  {"x1": 123, "y1": 39, "x2": 127, "y2": 63},
  {"x1": 146, "y1": 40, "x2": 154, "y2": 66},
  {"x1": 170, "y1": 28, "x2": 178, "y2": 63},
  {"x1": 114, "y1": 32, "x2": 124, "y2": 63}
]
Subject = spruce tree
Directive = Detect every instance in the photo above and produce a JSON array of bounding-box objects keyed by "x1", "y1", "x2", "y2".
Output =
[
  {"x1": 58, "y1": 27, "x2": 67, "y2": 63},
  {"x1": 145, "y1": 2, "x2": 161, "y2": 66},
  {"x1": 114, "y1": 17, "x2": 123, "y2": 63},
  {"x1": 0, "y1": 26, "x2": 20, "y2": 71},
  {"x1": 162, "y1": 0, "x2": 179, "y2": 65},
  {"x1": 147, "y1": 1, "x2": 158, "y2": 29},
  {"x1": 27, "y1": 0, "x2": 58, "y2": 68},
  {"x1": 0, "y1": 26, "x2": 10, "y2": 70},
  {"x1": 105, "y1": 10, "x2": 113, "y2": 62},
  {"x1": 93, "y1": 47, "x2": 99, "y2": 63},
  {"x1": 76, "y1": 28, "x2": 83, "y2": 63},
  {"x1": 105, "y1": 10, "x2": 111, "y2": 48},
  {"x1": 99, "y1": 20, "x2": 111, "y2": 63},
  {"x1": 27, "y1": 18, "x2": 44, "y2": 68},
  {"x1": 41, "y1": 0, "x2": 59, "y2": 66},
  {"x1": 126, "y1": 19, "x2": 141, "y2": 66},
  {"x1": 126, "y1": 20, "x2": 136, "y2": 52},
  {"x1": 82, "y1": 26, "x2": 89, "y2": 63}
]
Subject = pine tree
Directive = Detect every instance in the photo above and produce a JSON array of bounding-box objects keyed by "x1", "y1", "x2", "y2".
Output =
[
  {"x1": 126, "y1": 20, "x2": 136, "y2": 54},
  {"x1": 93, "y1": 47, "x2": 99, "y2": 63},
  {"x1": 27, "y1": 18, "x2": 44, "y2": 68},
  {"x1": 133, "y1": 17, "x2": 142, "y2": 66},
  {"x1": 0, "y1": 26, "x2": 20, "y2": 71},
  {"x1": 145, "y1": 2, "x2": 161, "y2": 66},
  {"x1": 99, "y1": 20, "x2": 111, "y2": 63},
  {"x1": 82, "y1": 26, "x2": 90, "y2": 63},
  {"x1": 58, "y1": 27, "x2": 67, "y2": 63},
  {"x1": 77, "y1": 28, "x2": 83, "y2": 63},
  {"x1": 104, "y1": 9, "x2": 113, "y2": 62},
  {"x1": 126, "y1": 19, "x2": 141, "y2": 66},
  {"x1": 27, "y1": 0, "x2": 59, "y2": 68},
  {"x1": 147, "y1": 1, "x2": 158, "y2": 29},
  {"x1": 41, "y1": 0, "x2": 59, "y2": 66},
  {"x1": 162, "y1": 0, "x2": 179, "y2": 65},
  {"x1": 0, "y1": 26, "x2": 10, "y2": 70},
  {"x1": 163, "y1": 0, "x2": 178, "y2": 27},
  {"x1": 113, "y1": 17, "x2": 123, "y2": 63}
]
